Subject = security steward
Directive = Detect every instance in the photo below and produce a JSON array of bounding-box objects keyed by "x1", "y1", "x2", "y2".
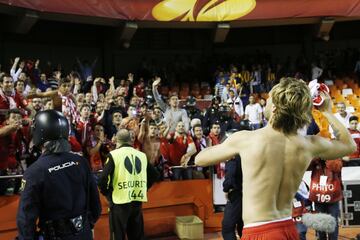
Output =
[
  {"x1": 221, "y1": 121, "x2": 251, "y2": 240},
  {"x1": 98, "y1": 129, "x2": 159, "y2": 240},
  {"x1": 16, "y1": 110, "x2": 101, "y2": 240}
]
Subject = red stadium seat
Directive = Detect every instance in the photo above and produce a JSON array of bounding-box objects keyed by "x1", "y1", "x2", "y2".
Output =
[
  {"x1": 355, "y1": 88, "x2": 360, "y2": 96},
  {"x1": 179, "y1": 91, "x2": 189, "y2": 100},
  {"x1": 348, "y1": 82, "x2": 359, "y2": 90},
  {"x1": 201, "y1": 89, "x2": 211, "y2": 96},
  {"x1": 180, "y1": 85, "x2": 190, "y2": 91},
  {"x1": 160, "y1": 86, "x2": 169, "y2": 96},
  {"x1": 170, "y1": 86, "x2": 179, "y2": 93},
  {"x1": 329, "y1": 85, "x2": 338, "y2": 92},
  {"x1": 334, "y1": 79, "x2": 344, "y2": 89},
  {"x1": 181, "y1": 83, "x2": 189, "y2": 88},
  {"x1": 191, "y1": 83, "x2": 200, "y2": 90},
  {"x1": 190, "y1": 89, "x2": 200, "y2": 97},
  {"x1": 345, "y1": 77, "x2": 354, "y2": 84},
  {"x1": 180, "y1": 88, "x2": 189, "y2": 95}
]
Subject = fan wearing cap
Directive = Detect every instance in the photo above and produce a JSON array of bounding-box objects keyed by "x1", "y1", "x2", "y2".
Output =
[{"x1": 16, "y1": 110, "x2": 101, "y2": 240}]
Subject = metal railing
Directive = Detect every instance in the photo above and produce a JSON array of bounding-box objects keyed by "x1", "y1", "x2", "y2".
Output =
[
  {"x1": 0, "y1": 158, "x2": 359, "y2": 180},
  {"x1": 0, "y1": 170, "x2": 103, "y2": 179},
  {"x1": 0, "y1": 174, "x2": 24, "y2": 179}
]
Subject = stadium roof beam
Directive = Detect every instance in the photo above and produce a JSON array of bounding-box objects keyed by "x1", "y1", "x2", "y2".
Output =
[
  {"x1": 116, "y1": 22, "x2": 138, "y2": 47},
  {"x1": 11, "y1": 10, "x2": 38, "y2": 34},
  {"x1": 214, "y1": 23, "x2": 230, "y2": 43},
  {"x1": 316, "y1": 17, "x2": 335, "y2": 41}
]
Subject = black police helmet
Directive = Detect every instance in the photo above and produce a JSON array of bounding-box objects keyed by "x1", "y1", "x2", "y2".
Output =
[
  {"x1": 145, "y1": 95, "x2": 155, "y2": 107},
  {"x1": 186, "y1": 96, "x2": 196, "y2": 107},
  {"x1": 223, "y1": 120, "x2": 251, "y2": 140},
  {"x1": 239, "y1": 119, "x2": 251, "y2": 131},
  {"x1": 32, "y1": 110, "x2": 69, "y2": 147},
  {"x1": 212, "y1": 96, "x2": 221, "y2": 105},
  {"x1": 219, "y1": 104, "x2": 230, "y2": 112}
]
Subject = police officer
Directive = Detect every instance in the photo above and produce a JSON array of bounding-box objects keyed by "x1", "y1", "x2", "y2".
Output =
[
  {"x1": 203, "y1": 96, "x2": 222, "y2": 135},
  {"x1": 184, "y1": 96, "x2": 203, "y2": 121},
  {"x1": 221, "y1": 121, "x2": 251, "y2": 240},
  {"x1": 17, "y1": 110, "x2": 101, "y2": 240},
  {"x1": 98, "y1": 129, "x2": 158, "y2": 240},
  {"x1": 219, "y1": 105, "x2": 241, "y2": 135}
]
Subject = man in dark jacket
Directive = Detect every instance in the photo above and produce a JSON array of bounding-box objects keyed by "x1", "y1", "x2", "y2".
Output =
[{"x1": 17, "y1": 110, "x2": 101, "y2": 240}]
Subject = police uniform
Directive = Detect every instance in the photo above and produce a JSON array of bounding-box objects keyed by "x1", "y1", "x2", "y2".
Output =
[
  {"x1": 17, "y1": 152, "x2": 101, "y2": 240},
  {"x1": 221, "y1": 124, "x2": 250, "y2": 240},
  {"x1": 185, "y1": 105, "x2": 203, "y2": 122},
  {"x1": 222, "y1": 155, "x2": 243, "y2": 240},
  {"x1": 184, "y1": 96, "x2": 203, "y2": 121},
  {"x1": 203, "y1": 106, "x2": 221, "y2": 134},
  {"x1": 98, "y1": 144, "x2": 158, "y2": 240},
  {"x1": 16, "y1": 110, "x2": 101, "y2": 240}
]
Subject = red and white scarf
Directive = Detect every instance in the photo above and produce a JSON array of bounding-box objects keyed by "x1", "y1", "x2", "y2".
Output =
[
  {"x1": 77, "y1": 119, "x2": 91, "y2": 145},
  {"x1": 0, "y1": 88, "x2": 17, "y2": 109},
  {"x1": 60, "y1": 93, "x2": 80, "y2": 124}
]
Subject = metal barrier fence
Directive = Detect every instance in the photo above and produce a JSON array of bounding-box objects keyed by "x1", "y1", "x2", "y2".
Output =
[
  {"x1": 0, "y1": 158, "x2": 360, "y2": 180},
  {"x1": 0, "y1": 170, "x2": 103, "y2": 179}
]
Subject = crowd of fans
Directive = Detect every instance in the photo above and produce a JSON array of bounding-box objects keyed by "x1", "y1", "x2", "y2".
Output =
[
  {"x1": 0, "y1": 55, "x2": 275, "y2": 195},
  {"x1": 1, "y1": 48, "x2": 360, "y2": 197}
]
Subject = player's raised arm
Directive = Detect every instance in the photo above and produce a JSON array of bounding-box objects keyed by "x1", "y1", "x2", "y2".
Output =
[
  {"x1": 195, "y1": 131, "x2": 245, "y2": 167},
  {"x1": 310, "y1": 92, "x2": 356, "y2": 160}
]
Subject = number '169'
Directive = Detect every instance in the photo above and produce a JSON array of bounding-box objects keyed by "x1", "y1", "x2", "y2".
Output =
[{"x1": 316, "y1": 194, "x2": 331, "y2": 202}]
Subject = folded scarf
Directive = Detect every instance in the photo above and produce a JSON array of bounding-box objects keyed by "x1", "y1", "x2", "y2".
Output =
[{"x1": 308, "y1": 79, "x2": 329, "y2": 107}]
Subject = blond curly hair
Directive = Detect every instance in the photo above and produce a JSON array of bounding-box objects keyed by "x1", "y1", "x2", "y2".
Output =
[{"x1": 270, "y1": 77, "x2": 313, "y2": 135}]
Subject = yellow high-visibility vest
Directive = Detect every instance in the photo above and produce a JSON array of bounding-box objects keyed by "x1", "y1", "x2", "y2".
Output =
[{"x1": 110, "y1": 147, "x2": 148, "y2": 204}]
